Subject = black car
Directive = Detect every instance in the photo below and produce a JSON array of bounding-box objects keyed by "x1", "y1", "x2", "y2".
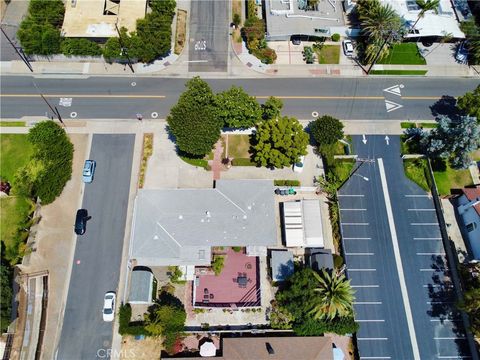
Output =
[{"x1": 74, "y1": 209, "x2": 91, "y2": 235}]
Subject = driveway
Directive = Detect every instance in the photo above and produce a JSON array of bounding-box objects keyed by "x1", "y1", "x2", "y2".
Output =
[
  {"x1": 339, "y1": 135, "x2": 470, "y2": 360},
  {"x1": 1, "y1": 0, "x2": 30, "y2": 61},
  {"x1": 188, "y1": 0, "x2": 228, "y2": 72},
  {"x1": 57, "y1": 134, "x2": 135, "y2": 359}
]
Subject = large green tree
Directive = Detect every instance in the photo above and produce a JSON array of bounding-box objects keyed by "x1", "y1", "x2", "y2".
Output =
[
  {"x1": 457, "y1": 85, "x2": 480, "y2": 119},
  {"x1": 252, "y1": 116, "x2": 308, "y2": 168},
  {"x1": 262, "y1": 96, "x2": 284, "y2": 120},
  {"x1": 15, "y1": 121, "x2": 73, "y2": 204},
  {"x1": 215, "y1": 86, "x2": 262, "y2": 128},
  {"x1": 0, "y1": 259, "x2": 13, "y2": 333},
  {"x1": 458, "y1": 287, "x2": 480, "y2": 337},
  {"x1": 309, "y1": 269, "x2": 355, "y2": 320},
  {"x1": 167, "y1": 77, "x2": 222, "y2": 156},
  {"x1": 310, "y1": 115, "x2": 344, "y2": 146}
]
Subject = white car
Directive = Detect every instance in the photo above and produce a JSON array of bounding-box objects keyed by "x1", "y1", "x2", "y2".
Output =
[
  {"x1": 342, "y1": 40, "x2": 354, "y2": 56},
  {"x1": 293, "y1": 156, "x2": 305, "y2": 173},
  {"x1": 102, "y1": 292, "x2": 116, "y2": 322}
]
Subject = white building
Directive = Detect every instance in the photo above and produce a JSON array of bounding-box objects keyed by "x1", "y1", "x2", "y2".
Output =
[
  {"x1": 457, "y1": 186, "x2": 480, "y2": 260},
  {"x1": 382, "y1": 0, "x2": 464, "y2": 39}
]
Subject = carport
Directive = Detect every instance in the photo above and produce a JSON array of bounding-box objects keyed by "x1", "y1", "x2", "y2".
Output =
[{"x1": 128, "y1": 267, "x2": 154, "y2": 304}]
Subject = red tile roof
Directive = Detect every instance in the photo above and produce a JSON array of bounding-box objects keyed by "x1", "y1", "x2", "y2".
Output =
[{"x1": 462, "y1": 186, "x2": 480, "y2": 216}]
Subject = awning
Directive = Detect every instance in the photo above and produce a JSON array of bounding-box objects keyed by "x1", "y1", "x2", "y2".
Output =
[{"x1": 200, "y1": 341, "x2": 217, "y2": 357}]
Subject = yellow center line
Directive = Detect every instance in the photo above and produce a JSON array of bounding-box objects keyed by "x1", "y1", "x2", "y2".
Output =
[
  {"x1": 0, "y1": 94, "x2": 166, "y2": 98},
  {"x1": 0, "y1": 94, "x2": 447, "y2": 100}
]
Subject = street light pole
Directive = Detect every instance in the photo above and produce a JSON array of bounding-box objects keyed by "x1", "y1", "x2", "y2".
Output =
[
  {"x1": 366, "y1": 34, "x2": 391, "y2": 75},
  {"x1": 0, "y1": 25, "x2": 33, "y2": 72},
  {"x1": 114, "y1": 22, "x2": 135, "y2": 73}
]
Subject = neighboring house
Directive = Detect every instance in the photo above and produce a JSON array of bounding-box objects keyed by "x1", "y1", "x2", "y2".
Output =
[
  {"x1": 457, "y1": 186, "x2": 480, "y2": 260},
  {"x1": 62, "y1": 0, "x2": 146, "y2": 38},
  {"x1": 264, "y1": 0, "x2": 345, "y2": 40},
  {"x1": 382, "y1": 0, "x2": 464, "y2": 39},
  {"x1": 130, "y1": 180, "x2": 277, "y2": 267},
  {"x1": 282, "y1": 200, "x2": 324, "y2": 248},
  {"x1": 270, "y1": 250, "x2": 294, "y2": 282}
]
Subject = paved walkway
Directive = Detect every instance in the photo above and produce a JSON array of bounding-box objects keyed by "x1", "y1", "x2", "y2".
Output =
[
  {"x1": 469, "y1": 163, "x2": 480, "y2": 185},
  {"x1": 210, "y1": 139, "x2": 224, "y2": 181}
]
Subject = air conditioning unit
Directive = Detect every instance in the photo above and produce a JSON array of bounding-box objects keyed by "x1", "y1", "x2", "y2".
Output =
[{"x1": 71, "y1": 0, "x2": 77, "y2": 7}]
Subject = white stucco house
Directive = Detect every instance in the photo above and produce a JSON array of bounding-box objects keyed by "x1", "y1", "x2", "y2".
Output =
[{"x1": 457, "y1": 186, "x2": 480, "y2": 260}]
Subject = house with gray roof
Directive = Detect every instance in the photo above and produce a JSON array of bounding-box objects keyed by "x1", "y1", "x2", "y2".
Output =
[{"x1": 130, "y1": 180, "x2": 277, "y2": 267}]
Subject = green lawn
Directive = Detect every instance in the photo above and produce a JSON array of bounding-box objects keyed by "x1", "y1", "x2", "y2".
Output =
[
  {"x1": 401, "y1": 122, "x2": 437, "y2": 129},
  {"x1": 471, "y1": 149, "x2": 480, "y2": 162},
  {"x1": 370, "y1": 70, "x2": 427, "y2": 75},
  {"x1": 433, "y1": 159, "x2": 474, "y2": 196},
  {"x1": 377, "y1": 43, "x2": 426, "y2": 65},
  {"x1": 0, "y1": 134, "x2": 33, "y2": 183},
  {"x1": 180, "y1": 156, "x2": 210, "y2": 170},
  {"x1": 315, "y1": 45, "x2": 340, "y2": 64},
  {"x1": 333, "y1": 159, "x2": 355, "y2": 184},
  {"x1": 227, "y1": 134, "x2": 251, "y2": 159},
  {"x1": 404, "y1": 158, "x2": 429, "y2": 191},
  {"x1": 0, "y1": 121, "x2": 26, "y2": 127}
]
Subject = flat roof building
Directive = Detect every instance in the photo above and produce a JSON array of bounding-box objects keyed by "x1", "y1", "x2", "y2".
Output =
[
  {"x1": 62, "y1": 0, "x2": 146, "y2": 38},
  {"x1": 282, "y1": 200, "x2": 324, "y2": 248},
  {"x1": 270, "y1": 250, "x2": 294, "y2": 282},
  {"x1": 130, "y1": 180, "x2": 277, "y2": 267}
]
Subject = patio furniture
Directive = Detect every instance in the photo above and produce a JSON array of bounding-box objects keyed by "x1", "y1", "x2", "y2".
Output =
[
  {"x1": 248, "y1": 278, "x2": 252, "y2": 283},
  {"x1": 245, "y1": 263, "x2": 252, "y2": 269},
  {"x1": 210, "y1": 294, "x2": 214, "y2": 299},
  {"x1": 204, "y1": 288, "x2": 209, "y2": 294},
  {"x1": 233, "y1": 278, "x2": 237, "y2": 282},
  {"x1": 203, "y1": 299, "x2": 209, "y2": 303},
  {"x1": 237, "y1": 276, "x2": 247, "y2": 286}
]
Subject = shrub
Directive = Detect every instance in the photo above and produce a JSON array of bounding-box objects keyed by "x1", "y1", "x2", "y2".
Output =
[
  {"x1": 118, "y1": 303, "x2": 149, "y2": 336},
  {"x1": 331, "y1": 33, "x2": 340, "y2": 42},
  {"x1": 60, "y1": 38, "x2": 102, "y2": 56},
  {"x1": 232, "y1": 246, "x2": 243, "y2": 252},
  {"x1": 212, "y1": 255, "x2": 225, "y2": 276},
  {"x1": 233, "y1": 13, "x2": 241, "y2": 26},
  {"x1": 274, "y1": 180, "x2": 301, "y2": 186},
  {"x1": 293, "y1": 316, "x2": 358, "y2": 336},
  {"x1": 167, "y1": 266, "x2": 185, "y2": 284}
]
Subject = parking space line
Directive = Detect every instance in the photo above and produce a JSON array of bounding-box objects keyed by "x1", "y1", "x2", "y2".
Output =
[
  {"x1": 349, "y1": 269, "x2": 377, "y2": 272},
  {"x1": 417, "y1": 252, "x2": 446, "y2": 256},
  {"x1": 405, "y1": 194, "x2": 430, "y2": 197},
  {"x1": 354, "y1": 302, "x2": 383, "y2": 305},
  {"x1": 430, "y1": 319, "x2": 461, "y2": 322},
  {"x1": 338, "y1": 194, "x2": 365, "y2": 197},
  {"x1": 423, "y1": 284, "x2": 453, "y2": 288},
  {"x1": 342, "y1": 223, "x2": 369, "y2": 225},
  {"x1": 358, "y1": 338, "x2": 389, "y2": 341},
  {"x1": 437, "y1": 357, "x2": 471, "y2": 359},
  {"x1": 434, "y1": 337, "x2": 466, "y2": 340},
  {"x1": 414, "y1": 237, "x2": 442, "y2": 240},
  {"x1": 340, "y1": 208, "x2": 367, "y2": 211},
  {"x1": 427, "y1": 301, "x2": 454, "y2": 305},
  {"x1": 356, "y1": 319, "x2": 385, "y2": 322},
  {"x1": 408, "y1": 208, "x2": 436, "y2": 211},
  {"x1": 346, "y1": 253, "x2": 374, "y2": 256},
  {"x1": 378, "y1": 158, "x2": 420, "y2": 360},
  {"x1": 360, "y1": 357, "x2": 391, "y2": 360},
  {"x1": 420, "y1": 269, "x2": 437, "y2": 272},
  {"x1": 411, "y1": 222, "x2": 439, "y2": 225},
  {"x1": 344, "y1": 237, "x2": 372, "y2": 240},
  {"x1": 352, "y1": 285, "x2": 379, "y2": 288}
]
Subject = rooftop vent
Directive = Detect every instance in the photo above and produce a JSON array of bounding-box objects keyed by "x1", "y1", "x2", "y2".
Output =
[
  {"x1": 206, "y1": 211, "x2": 211, "y2": 218},
  {"x1": 178, "y1": 215, "x2": 183, "y2": 220}
]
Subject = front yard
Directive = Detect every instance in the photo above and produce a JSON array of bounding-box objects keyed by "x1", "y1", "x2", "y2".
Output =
[
  {"x1": 432, "y1": 159, "x2": 473, "y2": 196},
  {"x1": 377, "y1": 43, "x2": 426, "y2": 65},
  {"x1": 314, "y1": 45, "x2": 340, "y2": 64}
]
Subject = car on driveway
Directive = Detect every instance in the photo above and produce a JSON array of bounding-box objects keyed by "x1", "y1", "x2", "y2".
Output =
[
  {"x1": 102, "y1": 292, "x2": 116, "y2": 322},
  {"x1": 82, "y1": 160, "x2": 96, "y2": 183},
  {"x1": 342, "y1": 40, "x2": 354, "y2": 56},
  {"x1": 293, "y1": 155, "x2": 305, "y2": 173},
  {"x1": 455, "y1": 41, "x2": 468, "y2": 64},
  {"x1": 74, "y1": 209, "x2": 90, "y2": 235}
]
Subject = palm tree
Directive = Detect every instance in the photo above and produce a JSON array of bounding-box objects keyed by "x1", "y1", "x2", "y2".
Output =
[
  {"x1": 309, "y1": 269, "x2": 355, "y2": 320},
  {"x1": 411, "y1": 0, "x2": 440, "y2": 31},
  {"x1": 360, "y1": 2, "x2": 402, "y2": 42}
]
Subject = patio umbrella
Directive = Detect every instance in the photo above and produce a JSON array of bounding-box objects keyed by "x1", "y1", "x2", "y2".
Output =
[{"x1": 199, "y1": 341, "x2": 217, "y2": 357}]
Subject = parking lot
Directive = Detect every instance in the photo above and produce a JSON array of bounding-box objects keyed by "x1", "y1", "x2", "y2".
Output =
[{"x1": 339, "y1": 135, "x2": 470, "y2": 360}]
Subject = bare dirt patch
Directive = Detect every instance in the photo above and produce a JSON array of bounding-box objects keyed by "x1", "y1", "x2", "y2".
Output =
[
  {"x1": 174, "y1": 9, "x2": 187, "y2": 55},
  {"x1": 120, "y1": 335, "x2": 162, "y2": 360}
]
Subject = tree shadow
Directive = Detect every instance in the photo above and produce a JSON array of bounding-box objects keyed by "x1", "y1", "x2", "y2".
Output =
[
  {"x1": 430, "y1": 95, "x2": 462, "y2": 120},
  {"x1": 431, "y1": 158, "x2": 447, "y2": 172}
]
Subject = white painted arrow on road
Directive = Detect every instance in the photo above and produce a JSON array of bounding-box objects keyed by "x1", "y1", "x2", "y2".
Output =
[
  {"x1": 385, "y1": 100, "x2": 403, "y2": 113},
  {"x1": 385, "y1": 135, "x2": 390, "y2": 145},
  {"x1": 362, "y1": 134, "x2": 367, "y2": 144},
  {"x1": 383, "y1": 84, "x2": 404, "y2": 96}
]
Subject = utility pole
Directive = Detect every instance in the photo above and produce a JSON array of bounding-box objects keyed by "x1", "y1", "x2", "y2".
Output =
[
  {"x1": 34, "y1": 83, "x2": 64, "y2": 126},
  {"x1": 0, "y1": 25, "x2": 33, "y2": 72},
  {"x1": 114, "y1": 22, "x2": 135, "y2": 73}
]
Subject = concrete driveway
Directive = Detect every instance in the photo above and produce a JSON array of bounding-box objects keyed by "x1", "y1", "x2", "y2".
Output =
[{"x1": 419, "y1": 42, "x2": 464, "y2": 66}]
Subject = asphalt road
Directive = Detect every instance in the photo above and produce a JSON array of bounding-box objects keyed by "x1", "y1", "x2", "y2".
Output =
[
  {"x1": 188, "y1": 0, "x2": 228, "y2": 72},
  {"x1": 1, "y1": 76, "x2": 478, "y2": 120},
  {"x1": 57, "y1": 134, "x2": 135, "y2": 360},
  {"x1": 340, "y1": 135, "x2": 470, "y2": 360}
]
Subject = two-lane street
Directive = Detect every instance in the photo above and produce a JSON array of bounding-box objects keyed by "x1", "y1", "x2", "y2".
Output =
[{"x1": 1, "y1": 76, "x2": 478, "y2": 120}]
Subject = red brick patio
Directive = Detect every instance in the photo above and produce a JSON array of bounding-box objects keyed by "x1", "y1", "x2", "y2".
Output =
[{"x1": 193, "y1": 248, "x2": 260, "y2": 307}]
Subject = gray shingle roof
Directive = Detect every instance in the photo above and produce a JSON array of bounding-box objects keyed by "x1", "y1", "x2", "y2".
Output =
[
  {"x1": 131, "y1": 180, "x2": 277, "y2": 266},
  {"x1": 128, "y1": 268, "x2": 153, "y2": 303}
]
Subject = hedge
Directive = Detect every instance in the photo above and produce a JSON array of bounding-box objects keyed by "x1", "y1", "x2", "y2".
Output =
[
  {"x1": 60, "y1": 38, "x2": 102, "y2": 56},
  {"x1": 232, "y1": 157, "x2": 256, "y2": 166},
  {"x1": 119, "y1": 303, "x2": 150, "y2": 336},
  {"x1": 274, "y1": 180, "x2": 301, "y2": 186}
]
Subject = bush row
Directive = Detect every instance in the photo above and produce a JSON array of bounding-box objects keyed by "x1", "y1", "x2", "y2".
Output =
[
  {"x1": 232, "y1": 157, "x2": 256, "y2": 166},
  {"x1": 273, "y1": 180, "x2": 301, "y2": 186}
]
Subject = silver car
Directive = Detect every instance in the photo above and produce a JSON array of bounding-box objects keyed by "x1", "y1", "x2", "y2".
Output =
[{"x1": 82, "y1": 160, "x2": 96, "y2": 183}]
